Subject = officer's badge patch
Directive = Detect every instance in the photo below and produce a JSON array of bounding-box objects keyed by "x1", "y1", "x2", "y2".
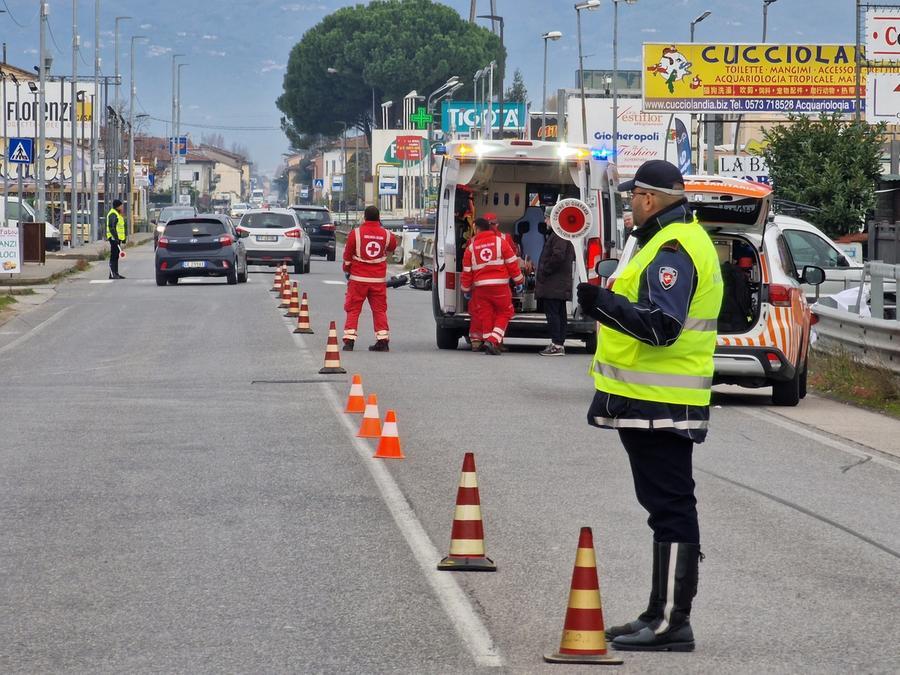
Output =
[{"x1": 659, "y1": 266, "x2": 678, "y2": 290}]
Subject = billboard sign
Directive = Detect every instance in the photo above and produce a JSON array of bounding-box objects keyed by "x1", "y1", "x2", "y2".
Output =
[
  {"x1": 0, "y1": 227, "x2": 21, "y2": 273},
  {"x1": 718, "y1": 155, "x2": 770, "y2": 184},
  {"x1": 866, "y1": 73, "x2": 900, "y2": 122},
  {"x1": 379, "y1": 166, "x2": 399, "y2": 195},
  {"x1": 530, "y1": 113, "x2": 559, "y2": 141},
  {"x1": 440, "y1": 101, "x2": 527, "y2": 133},
  {"x1": 371, "y1": 129, "x2": 427, "y2": 171},
  {"x1": 395, "y1": 135, "x2": 423, "y2": 161},
  {"x1": 332, "y1": 174, "x2": 344, "y2": 192},
  {"x1": 866, "y1": 8, "x2": 900, "y2": 64},
  {"x1": 641, "y1": 43, "x2": 860, "y2": 114},
  {"x1": 2, "y1": 82, "x2": 97, "y2": 139},
  {"x1": 565, "y1": 97, "x2": 690, "y2": 178}
]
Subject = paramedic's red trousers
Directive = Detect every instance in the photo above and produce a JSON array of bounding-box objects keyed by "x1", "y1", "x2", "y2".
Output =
[
  {"x1": 471, "y1": 285, "x2": 513, "y2": 345},
  {"x1": 344, "y1": 280, "x2": 389, "y2": 342}
]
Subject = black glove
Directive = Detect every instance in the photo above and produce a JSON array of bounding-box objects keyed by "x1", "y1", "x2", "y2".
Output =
[{"x1": 577, "y1": 283, "x2": 606, "y2": 322}]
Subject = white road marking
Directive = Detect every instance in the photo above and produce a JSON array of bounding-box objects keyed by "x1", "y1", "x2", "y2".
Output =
[
  {"x1": 89, "y1": 280, "x2": 113, "y2": 284},
  {"x1": 0, "y1": 306, "x2": 71, "y2": 356},
  {"x1": 322, "y1": 280, "x2": 347, "y2": 286},
  {"x1": 284, "y1": 315, "x2": 503, "y2": 668},
  {"x1": 738, "y1": 406, "x2": 900, "y2": 472}
]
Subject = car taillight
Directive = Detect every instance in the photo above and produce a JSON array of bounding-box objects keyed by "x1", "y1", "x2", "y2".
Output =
[
  {"x1": 768, "y1": 284, "x2": 793, "y2": 307},
  {"x1": 157, "y1": 236, "x2": 169, "y2": 248},
  {"x1": 586, "y1": 237, "x2": 603, "y2": 287},
  {"x1": 218, "y1": 234, "x2": 235, "y2": 246},
  {"x1": 446, "y1": 271, "x2": 456, "y2": 290},
  {"x1": 810, "y1": 313, "x2": 819, "y2": 326},
  {"x1": 284, "y1": 229, "x2": 302, "y2": 239},
  {"x1": 320, "y1": 223, "x2": 336, "y2": 231},
  {"x1": 766, "y1": 352, "x2": 783, "y2": 370},
  {"x1": 236, "y1": 226, "x2": 248, "y2": 235}
]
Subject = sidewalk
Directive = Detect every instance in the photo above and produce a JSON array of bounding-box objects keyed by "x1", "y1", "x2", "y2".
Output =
[{"x1": 0, "y1": 233, "x2": 153, "y2": 288}]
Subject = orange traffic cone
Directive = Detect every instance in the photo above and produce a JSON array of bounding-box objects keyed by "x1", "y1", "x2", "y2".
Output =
[
  {"x1": 271, "y1": 265, "x2": 284, "y2": 293},
  {"x1": 543, "y1": 527, "x2": 623, "y2": 665},
  {"x1": 344, "y1": 374, "x2": 366, "y2": 413},
  {"x1": 373, "y1": 410, "x2": 404, "y2": 459},
  {"x1": 279, "y1": 275, "x2": 292, "y2": 308},
  {"x1": 284, "y1": 281, "x2": 301, "y2": 317},
  {"x1": 356, "y1": 394, "x2": 381, "y2": 438},
  {"x1": 319, "y1": 320, "x2": 347, "y2": 374},
  {"x1": 294, "y1": 292, "x2": 315, "y2": 334},
  {"x1": 437, "y1": 453, "x2": 495, "y2": 572}
]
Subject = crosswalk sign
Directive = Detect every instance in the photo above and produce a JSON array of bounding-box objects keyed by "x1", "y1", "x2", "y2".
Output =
[
  {"x1": 314, "y1": 178, "x2": 325, "y2": 189},
  {"x1": 7, "y1": 138, "x2": 34, "y2": 164}
]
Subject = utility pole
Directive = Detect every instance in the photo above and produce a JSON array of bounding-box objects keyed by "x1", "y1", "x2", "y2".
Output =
[
  {"x1": 128, "y1": 35, "x2": 146, "y2": 232},
  {"x1": 37, "y1": 2, "x2": 48, "y2": 222},
  {"x1": 71, "y1": 0, "x2": 79, "y2": 247},
  {"x1": 113, "y1": 16, "x2": 130, "y2": 210},
  {"x1": 176, "y1": 63, "x2": 189, "y2": 205},
  {"x1": 170, "y1": 53, "x2": 183, "y2": 204},
  {"x1": 1, "y1": 70, "x2": 8, "y2": 227},
  {"x1": 92, "y1": 0, "x2": 100, "y2": 240}
]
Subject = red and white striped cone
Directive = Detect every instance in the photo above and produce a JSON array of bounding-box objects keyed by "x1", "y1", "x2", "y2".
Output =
[
  {"x1": 319, "y1": 321, "x2": 347, "y2": 374},
  {"x1": 543, "y1": 527, "x2": 622, "y2": 665},
  {"x1": 284, "y1": 281, "x2": 301, "y2": 317},
  {"x1": 271, "y1": 265, "x2": 284, "y2": 293},
  {"x1": 294, "y1": 292, "x2": 315, "y2": 334},
  {"x1": 437, "y1": 453, "x2": 495, "y2": 572},
  {"x1": 278, "y1": 274, "x2": 292, "y2": 308}
]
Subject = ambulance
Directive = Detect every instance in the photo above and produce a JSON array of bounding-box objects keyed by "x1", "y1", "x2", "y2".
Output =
[{"x1": 431, "y1": 139, "x2": 622, "y2": 351}]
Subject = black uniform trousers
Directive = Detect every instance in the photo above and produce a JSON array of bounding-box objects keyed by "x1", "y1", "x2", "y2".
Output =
[
  {"x1": 109, "y1": 240, "x2": 120, "y2": 276},
  {"x1": 618, "y1": 428, "x2": 699, "y2": 544},
  {"x1": 542, "y1": 298, "x2": 568, "y2": 346}
]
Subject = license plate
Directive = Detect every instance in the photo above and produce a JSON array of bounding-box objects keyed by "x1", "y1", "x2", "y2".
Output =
[
  {"x1": 183, "y1": 261, "x2": 206, "y2": 268},
  {"x1": 256, "y1": 235, "x2": 278, "y2": 242}
]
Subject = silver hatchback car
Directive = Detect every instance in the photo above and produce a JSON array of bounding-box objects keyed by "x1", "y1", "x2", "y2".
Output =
[{"x1": 237, "y1": 208, "x2": 312, "y2": 274}]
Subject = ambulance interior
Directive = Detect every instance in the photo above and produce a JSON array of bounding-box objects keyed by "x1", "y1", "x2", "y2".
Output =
[{"x1": 451, "y1": 161, "x2": 584, "y2": 315}]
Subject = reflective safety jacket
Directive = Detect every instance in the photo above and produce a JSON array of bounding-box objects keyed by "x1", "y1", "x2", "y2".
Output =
[
  {"x1": 592, "y1": 216, "x2": 723, "y2": 407},
  {"x1": 460, "y1": 230, "x2": 524, "y2": 292},
  {"x1": 106, "y1": 208, "x2": 125, "y2": 241},
  {"x1": 342, "y1": 221, "x2": 397, "y2": 283}
]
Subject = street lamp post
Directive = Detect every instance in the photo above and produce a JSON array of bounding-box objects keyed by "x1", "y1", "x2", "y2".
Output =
[
  {"x1": 71, "y1": 1, "x2": 79, "y2": 246},
  {"x1": 690, "y1": 10, "x2": 711, "y2": 43},
  {"x1": 170, "y1": 53, "x2": 184, "y2": 204},
  {"x1": 611, "y1": 0, "x2": 637, "y2": 161},
  {"x1": 175, "y1": 62, "x2": 189, "y2": 205},
  {"x1": 37, "y1": 2, "x2": 48, "y2": 222},
  {"x1": 92, "y1": 0, "x2": 99, "y2": 239},
  {"x1": 575, "y1": 1, "x2": 601, "y2": 145},
  {"x1": 477, "y1": 13, "x2": 505, "y2": 136},
  {"x1": 380, "y1": 100, "x2": 393, "y2": 130},
  {"x1": 762, "y1": 0, "x2": 778, "y2": 42},
  {"x1": 128, "y1": 35, "x2": 147, "y2": 232},
  {"x1": 690, "y1": 11, "x2": 711, "y2": 172},
  {"x1": 541, "y1": 31, "x2": 563, "y2": 140},
  {"x1": 1, "y1": 69, "x2": 8, "y2": 226},
  {"x1": 113, "y1": 16, "x2": 130, "y2": 212}
]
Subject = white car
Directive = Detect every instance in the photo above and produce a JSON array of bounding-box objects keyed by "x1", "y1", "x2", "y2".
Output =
[
  {"x1": 236, "y1": 208, "x2": 311, "y2": 274},
  {"x1": 0, "y1": 198, "x2": 61, "y2": 251},
  {"x1": 775, "y1": 215, "x2": 867, "y2": 298},
  {"x1": 230, "y1": 202, "x2": 250, "y2": 219}
]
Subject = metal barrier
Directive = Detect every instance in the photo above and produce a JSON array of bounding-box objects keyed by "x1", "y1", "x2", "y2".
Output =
[{"x1": 812, "y1": 261, "x2": 900, "y2": 374}]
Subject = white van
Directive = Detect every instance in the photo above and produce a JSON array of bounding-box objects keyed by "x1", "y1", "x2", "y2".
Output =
[
  {"x1": 431, "y1": 139, "x2": 622, "y2": 351},
  {"x1": 0, "y1": 197, "x2": 61, "y2": 251}
]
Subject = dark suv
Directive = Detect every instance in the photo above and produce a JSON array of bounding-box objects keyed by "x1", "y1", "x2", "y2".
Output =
[
  {"x1": 291, "y1": 205, "x2": 336, "y2": 261},
  {"x1": 155, "y1": 215, "x2": 248, "y2": 286}
]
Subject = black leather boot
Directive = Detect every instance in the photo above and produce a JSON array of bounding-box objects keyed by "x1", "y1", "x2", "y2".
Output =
[
  {"x1": 368, "y1": 339, "x2": 389, "y2": 352},
  {"x1": 612, "y1": 542, "x2": 701, "y2": 652},
  {"x1": 605, "y1": 542, "x2": 663, "y2": 640}
]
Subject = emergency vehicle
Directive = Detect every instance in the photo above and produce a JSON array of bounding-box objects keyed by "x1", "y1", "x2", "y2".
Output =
[
  {"x1": 431, "y1": 139, "x2": 621, "y2": 351},
  {"x1": 606, "y1": 176, "x2": 826, "y2": 406}
]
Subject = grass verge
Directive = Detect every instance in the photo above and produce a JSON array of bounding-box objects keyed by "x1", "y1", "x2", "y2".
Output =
[
  {"x1": 809, "y1": 348, "x2": 900, "y2": 418},
  {"x1": 0, "y1": 295, "x2": 17, "y2": 311}
]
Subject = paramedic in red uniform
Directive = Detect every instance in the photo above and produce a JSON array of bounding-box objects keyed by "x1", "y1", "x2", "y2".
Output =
[
  {"x1": 461, "y1": 217, "x2": 524, "y2": 356},
  {"x1": 342, "y1": 205, "x2": 397, "y2": 352}
]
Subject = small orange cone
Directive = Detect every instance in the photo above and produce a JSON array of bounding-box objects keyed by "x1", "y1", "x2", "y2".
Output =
[
  {"x1": 319, "y1": 320, "x2": 347, "y2": 374},
  {"x1": 344, "y1": 374, "x2": 366, "y2": 413},
  {"x1": 373, "y1": 410, "x2": 404, "y2": 459},
  {"x1": 294, "y1": 292, "x2": 315, "y2": 334},
  {"x1": 271, "y1": 265, "x2": 284, "y2": 293},
  {"x1": 438, "y1": 453, "x2": 495, "y2": 572},
  {"x1": 284, "y1": 281, "x2": 301, "y2": 317},
  {"x1": 543, "y1": 527, "x2": 623, "y2": 665},
  {"x1": 279, "y1": 275, "x2": 292, "y2": 308},
  {"x1": 356, "y1": 394, "x2": 382, "y2": 438}
]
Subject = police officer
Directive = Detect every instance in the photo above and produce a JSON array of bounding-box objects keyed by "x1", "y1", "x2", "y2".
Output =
[
  {"x1": 106, "y1": 199, "x2": 126, "y2": 279},
  {"x1": 576, "y1": 160, "x2": 723, "y2": 652}
]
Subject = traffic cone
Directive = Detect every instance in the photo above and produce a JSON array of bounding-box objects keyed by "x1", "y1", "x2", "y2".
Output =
[
  {"x1": 344, "y1": 374, "x2": 366, "y2": 413},
  {"x1": 279, "y1": 275, "x2": 292, "y2": 308},
  {"x1": 284, "y1": 281, "x2": 301, "y2": 317},
  {"x1": 294, "y1": 292, "x2": 315, "y2": 334},
  {"x1": 271, "y1": 265, "x2": 283, "y2": 293},
  {"x1": 437, "y1": 453, "x2": 495, "y2": 572},
  {"x1": 373, "y1": 410, "x2": 404, "y2": 459},
  {"x1": 356, "y1": 394, "x2": 381, "y2": 438},
  {"x1": 319, "y1": 320, "x2": 347, "y2": 374},
  {"x1": 543, "y1": 527, "x2": 623, "y2": 665}
]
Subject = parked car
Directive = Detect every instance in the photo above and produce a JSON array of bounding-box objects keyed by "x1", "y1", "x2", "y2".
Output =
[
  {"x1": 61, "y1": 210, "x2": 92, "y2": 246},
  {"x1": 606, "y1": 176, "x2": 825, "y2": 406},
  {"x1": 0, "y1": 198, "x2": 61, "y2": 251},
  {"x1": 155, "y1": 214, "x2": 247, "y2": 286},
  {"x1": 153, "y1": 205, "x2": 198, "y2": 247},
  {"x1": 290, "y1": 205, "x2": 336, "y2": 261},
  {"x1": 237, "y1": 208, "x2": 311, "y2": 274},
  {"x1": 230, "y1": 202, "x2": 250, "y2": 219}
]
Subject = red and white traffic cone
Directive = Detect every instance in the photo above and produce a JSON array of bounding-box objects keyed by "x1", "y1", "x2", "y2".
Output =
[
  {"x1": 271, "y1": 265, "x2": 284, "y2": 293},
  {"x1": 278, "y1": 274, "x2": 292, "y2": 308},
  {"x1": 373, "y1": 410, "x2": 404, "y2": 459},
  {"x1": 543, "y1": 527, "x2": 622, "y2": 665},
  {"x1": 437, "y1": 453, "x2": 495, "y2": 572},
  {"x1": 294, "y1": 292, "x2": 314, "y2": 334},
  {"x1": 319, "y1": 320, "x2": 347, "y2": 374},
  {"x1": 284, "y1": 281, "x2": 301, "y2": 318},
  {"x1": 344, "y1": 374, "x2": 366, "y2": 413}
]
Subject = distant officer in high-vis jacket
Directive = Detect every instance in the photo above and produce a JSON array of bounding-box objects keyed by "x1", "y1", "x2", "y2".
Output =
[
  {"x1": 461, "y1": 217, "x2": 524, "y2": 356},
  {"x1": 576, "y1": 160, "x2": 723, "y2": 653},
  {"x1": 106, "y1": 199, "x2": 126, "y2": 279},
  {"x1": 342, "y1": 205, "x2": 397, "y2": 352}
]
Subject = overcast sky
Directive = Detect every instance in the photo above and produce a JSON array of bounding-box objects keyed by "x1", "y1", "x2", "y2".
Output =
[{"x1": 1, "y1": 0, "x2": 857, "y2": 175}]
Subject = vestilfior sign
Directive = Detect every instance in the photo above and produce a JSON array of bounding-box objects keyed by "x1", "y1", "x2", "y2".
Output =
[{"x1": 642, "y1": 43, "x2": 860, "y2": 114}]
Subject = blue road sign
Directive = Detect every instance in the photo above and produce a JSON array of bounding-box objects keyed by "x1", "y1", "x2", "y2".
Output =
[
  {"x1": 7, "y1": 137, "x2": 34, "y2": 164},
  {"x1": 313, "y1": 178, "x2": 325, "y2": 189},
  {"x1": 168, "y1": 136, "x2": 188, "y2": 156}
]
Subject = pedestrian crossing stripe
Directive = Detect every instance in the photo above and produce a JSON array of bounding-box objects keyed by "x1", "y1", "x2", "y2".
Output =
[{"x1": 10, "y1": 142, "x2": 30, "y2": 163}]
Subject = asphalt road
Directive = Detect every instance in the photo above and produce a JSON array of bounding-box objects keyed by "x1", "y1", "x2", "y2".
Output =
[{"x1": 2, "y1": 243, "x2": 899, "y2": 674}]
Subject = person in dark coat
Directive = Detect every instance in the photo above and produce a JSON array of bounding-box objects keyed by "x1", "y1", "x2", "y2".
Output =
[{"x1": 535, "y1": 229, "x2": 575, "y2": 356}]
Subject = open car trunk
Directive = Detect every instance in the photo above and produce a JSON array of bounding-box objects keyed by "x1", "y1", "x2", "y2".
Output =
[{"x1": 710, "y1": 233, "x2": 762, "y2": 335}]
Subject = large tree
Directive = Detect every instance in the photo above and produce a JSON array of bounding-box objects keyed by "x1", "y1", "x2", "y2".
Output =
[
  {"x1": 762, "y1": 114, "x2": 885, "y2": 237},
  {"x1": 277, "y1": 0, "x2": 504, "y2": 145},
  {"x1": 505, "y1": 68, "x2": 527, "y2": 103}
]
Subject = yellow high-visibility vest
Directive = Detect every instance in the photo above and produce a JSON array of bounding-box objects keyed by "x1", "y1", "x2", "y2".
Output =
[
  {"x1": 106, "y1": 208, "x2": 125, "y2": 241},
  {"x1": 592, "y1": 216, "x2": 723, "y2": 406}
]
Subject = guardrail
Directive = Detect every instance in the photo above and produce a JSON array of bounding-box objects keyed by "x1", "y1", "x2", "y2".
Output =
[{"x1": 812, "y1": 261, "x2": 900, "y2": 374}]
